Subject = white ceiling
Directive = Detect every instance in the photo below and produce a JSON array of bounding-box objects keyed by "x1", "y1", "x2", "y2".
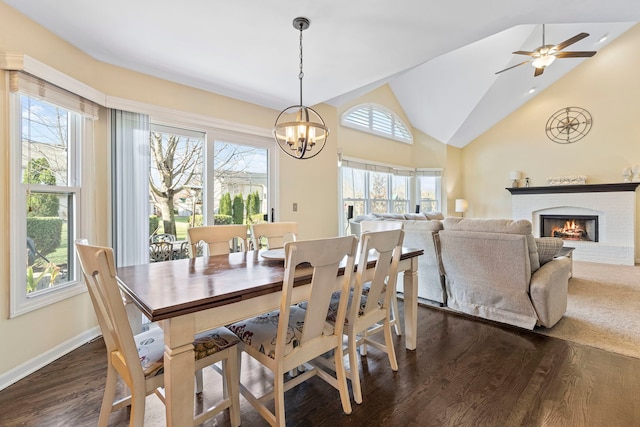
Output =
[{"x1": 4, "y1": 0, "x2": 640, "y2": 147}]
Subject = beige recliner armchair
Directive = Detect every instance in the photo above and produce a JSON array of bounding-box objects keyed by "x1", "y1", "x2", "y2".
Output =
[{"x1": 438, "y1": 218, "x2": 570, "y2": 329}]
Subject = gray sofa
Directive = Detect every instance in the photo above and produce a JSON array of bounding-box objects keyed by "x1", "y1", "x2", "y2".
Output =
[
  {"x1": 438, "y1": 217, "x2": 570, "y2": 329},
  {"x1": 349, "y1": 212, "x2": 447, "y2": 304}
]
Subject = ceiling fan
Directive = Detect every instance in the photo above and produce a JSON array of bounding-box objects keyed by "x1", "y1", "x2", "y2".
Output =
[{"x1": 496, "y1": 24, "x2": 597, "y2": 77}]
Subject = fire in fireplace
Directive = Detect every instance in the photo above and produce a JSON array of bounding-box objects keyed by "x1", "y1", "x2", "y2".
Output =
[{"x1": 540, "y1": 215, "x2": 599, "y2": 242}]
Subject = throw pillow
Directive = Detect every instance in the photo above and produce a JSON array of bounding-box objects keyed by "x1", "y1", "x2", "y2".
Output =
[
  {"x1": 536, "y1": 237, "x2": 564, "y2": 265},
  {"x1": 404, "y1": 213, "x2": 428, "y2": 220},
  {"x1": 425, "y1": 211, "x2": 444, "y2": 220}
]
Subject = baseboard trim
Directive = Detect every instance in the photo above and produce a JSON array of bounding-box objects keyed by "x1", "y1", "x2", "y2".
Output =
[{"x1": 0, "y1": 326, "x2": 101, "y2": 391}]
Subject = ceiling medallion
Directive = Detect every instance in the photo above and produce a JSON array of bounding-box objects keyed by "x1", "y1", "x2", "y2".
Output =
[{"x1": 545, "y1": 106, "x2": 592, "y2": 144}]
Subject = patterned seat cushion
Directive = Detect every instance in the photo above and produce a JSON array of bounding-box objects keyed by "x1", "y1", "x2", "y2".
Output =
[
  {"x1": 135, "y1": 324, "x2": 240, "y2": 378},
  {"x1": 298, "y1": 291, "x2": 369, "y2": 325},
  {"x1": 227, "y1": 305, "x2": 332, "y2": 359}
]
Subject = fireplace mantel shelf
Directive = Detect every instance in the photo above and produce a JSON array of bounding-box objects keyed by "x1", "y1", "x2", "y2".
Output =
[{"x1": 506, "y1": 182, "x2": 640, "y2": 195}]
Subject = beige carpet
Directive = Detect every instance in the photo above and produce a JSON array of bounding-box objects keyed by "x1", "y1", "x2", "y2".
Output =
[{"x1": 535, "y1": 260, "x2": 640, "y2": 359}]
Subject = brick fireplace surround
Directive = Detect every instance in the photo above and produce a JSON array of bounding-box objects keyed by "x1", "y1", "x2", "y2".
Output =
[{"x1": 508, "y1": 183, "x2": 639, "y2": 265}]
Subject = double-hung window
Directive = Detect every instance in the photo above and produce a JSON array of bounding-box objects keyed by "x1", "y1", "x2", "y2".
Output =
[
  {"x1": 416, "y1": 169, "x2": 443, "y2": 213},
  {"x1": 9, "y1": 71, "x2": 98, "y2": 317}
]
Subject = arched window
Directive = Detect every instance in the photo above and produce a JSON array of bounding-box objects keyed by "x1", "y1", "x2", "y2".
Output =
[{"x1": 341, "y1": 103, "x2": 413, "y2": 144}]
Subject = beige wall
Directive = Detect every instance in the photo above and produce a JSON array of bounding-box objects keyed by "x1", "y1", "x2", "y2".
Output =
[{"x1": 462, "y1": 23, "x2": 640, "y2": 257}]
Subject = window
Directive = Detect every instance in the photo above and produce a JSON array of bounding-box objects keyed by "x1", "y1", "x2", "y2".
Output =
[
  {"x1": 416, "y1": 169, "x2": 442, "y2": 213},
  {"x1": 111, "y1": 107, "x2": 275, "y2": 266},
  {"x1": 149, "y1": 124, "x2": 204, "y2": 237},
  {"x1": 9, "y1": 71, "x2": 98, "y2": 317},
  {"x1": 211, "y1": 140, "x2": 269, "y2": 226},
  {"x1": 340, "y1": 158, "x2": 415, "y2": 231},
  {"x1": 341, "y1": 103, "x2": 413, "y2": 143}
]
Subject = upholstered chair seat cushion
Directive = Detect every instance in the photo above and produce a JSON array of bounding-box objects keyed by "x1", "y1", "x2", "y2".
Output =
[
  {"x1": 228, "y1": 305, "x2": 333, "y2": 359},
  {"x1": 136, "y1": 324, "x2": 240, "y2": 378}
]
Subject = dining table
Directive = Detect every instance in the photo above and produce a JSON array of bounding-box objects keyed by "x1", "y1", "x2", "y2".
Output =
[{"x1": 116, "y1": 246, "x2": 423, "y2": 426}]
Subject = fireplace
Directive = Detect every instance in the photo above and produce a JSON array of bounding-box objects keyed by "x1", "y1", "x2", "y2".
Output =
[{"x1": 540, "y1": 215, "x2": 598, "y2": 242}]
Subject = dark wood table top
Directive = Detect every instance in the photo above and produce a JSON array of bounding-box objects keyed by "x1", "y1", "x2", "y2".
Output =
[{"x1": 117, "y1": 247, "x2": 423, "y2": 322}]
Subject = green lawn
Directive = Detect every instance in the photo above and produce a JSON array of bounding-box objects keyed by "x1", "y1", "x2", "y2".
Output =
[{"x1": 157, "y1": 216, "x2": 190, "y2": 240}]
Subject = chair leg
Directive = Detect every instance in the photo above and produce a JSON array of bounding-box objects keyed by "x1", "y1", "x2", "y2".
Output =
[
  {"x1": 98, "y1": 365, "x2": 118, "y2": 427},
  {"x1": 226, "y1": 348, "x2": 241, "y2": 427},
  {"x1": 391, "y1": 293, "x2": 402, "y2": 336},
  {"x1": 274, "y1": 370, "x2": 286, "y2": 427},
  {"x1": 334, "y1": 344, "x2": 353, "y2": 415},
  {"x1": 384, "y1": 319, "x2": 398, "y2": 371},
  {"x1": 347, "y1": 333, "x2": 363, "y2": 404},
  {"x1": 128, "y1": 389, "x2": 146, "y2": 427},
  {"x1": 195, "y1": 369, "x2": 204, "y2": 396}
]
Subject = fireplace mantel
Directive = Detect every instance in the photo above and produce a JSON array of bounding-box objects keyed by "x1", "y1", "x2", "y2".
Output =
[{"x1": 506, "y1": 182, "x2": 640, "y2": 195}]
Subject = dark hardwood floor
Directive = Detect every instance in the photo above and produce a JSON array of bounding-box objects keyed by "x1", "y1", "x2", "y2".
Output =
[{"x1": 2, "y1": 304, "x2": 639, "y2": 427}]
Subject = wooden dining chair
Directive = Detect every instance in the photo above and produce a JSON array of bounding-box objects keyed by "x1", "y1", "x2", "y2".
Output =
[
  {"x1": 227, "y1": 235, "x2": 358, "y2": 427},
  {"x1": 187, "y1": 224, "x2": 248, "y2": 258},
  {"x1": 250, "y1": 222, "x2": 298, "y2": 250},
  {"x1": 342, "y1": 228, "x2": 404, "y2": 404},
  {"x1": 358, "y1": 220, "x2": 404, "y2": 337},
  {"x1": 75, "y1": 240, "x2": 241, "y2": 427}
]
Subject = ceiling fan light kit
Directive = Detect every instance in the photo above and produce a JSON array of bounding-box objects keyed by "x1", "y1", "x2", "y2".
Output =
[
  {"x1": 496, "y1": 24, "x2": 597, "y2": 77},
  {"x1": 273, "y1": 17, "x2": 329, "y2": 160}
]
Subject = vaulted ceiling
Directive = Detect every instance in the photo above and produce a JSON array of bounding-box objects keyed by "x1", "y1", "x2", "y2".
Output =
[{"x1": 4, "y1": 0, "x2": 639, "y2": 147}]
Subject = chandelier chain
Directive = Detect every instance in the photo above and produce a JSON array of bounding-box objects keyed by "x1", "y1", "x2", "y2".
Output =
[{"x1": 298, "y1": 23, "x2": 304, "y2": 106}]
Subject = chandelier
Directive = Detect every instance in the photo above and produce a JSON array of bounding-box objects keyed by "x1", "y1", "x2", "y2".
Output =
[{"x1": 273, "y1": 17, "x2": 329, "y2": 160}]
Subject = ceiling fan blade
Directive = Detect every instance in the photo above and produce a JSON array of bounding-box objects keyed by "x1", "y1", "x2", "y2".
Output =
[
  {"x1": 555, "y1": 51, "x2": 597, "y2": 58},
  {"x1": 495, "y1": 60, "x2": 532, "y2": 75},
  {"x1": 534, "y1": 67, "x2": 545, "y2": 77},
  {"x1": 554, "y1": 32, "x2": 589, "y2": 51},
  {"x1": 513, "y1": 50, "x2": 536, "y2": 56}
]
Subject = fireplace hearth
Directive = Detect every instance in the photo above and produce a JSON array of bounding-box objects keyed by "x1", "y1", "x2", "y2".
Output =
[{"x1": 540, "y1": 215, "x2": 598, "y2": 242}]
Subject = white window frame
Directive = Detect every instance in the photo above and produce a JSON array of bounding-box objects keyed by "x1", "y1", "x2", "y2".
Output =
[
  {"x1": 107, "y1": 97, "x2": 277, "y2": 257},
  {"x1": 341, "y1": 103, "x2": 414, "y2": 144},
  {"x1": 8, "y1": 72, "x2": 98, "y2": 317}
]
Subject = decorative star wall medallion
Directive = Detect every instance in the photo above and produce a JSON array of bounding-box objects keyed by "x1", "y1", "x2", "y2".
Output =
[{"x1": 545, "y1": 107, "x2": 592, "y2": 144}]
